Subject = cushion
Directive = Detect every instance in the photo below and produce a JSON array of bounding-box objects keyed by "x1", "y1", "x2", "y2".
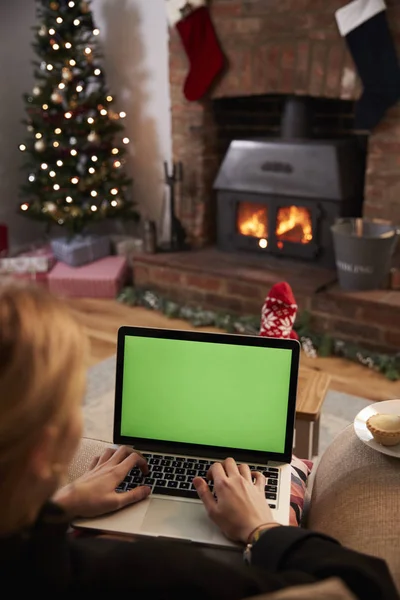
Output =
[
  {"x1": 307, "y1": 425, "x2": 400, "y2": 592},
  {"x1": 290, "y1": 455, "x2": 313, "y2": 527}
]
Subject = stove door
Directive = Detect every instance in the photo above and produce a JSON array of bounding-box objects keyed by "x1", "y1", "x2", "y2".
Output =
[{"x1": 217, "y1": 191, "x2": 320, "y2": 260}]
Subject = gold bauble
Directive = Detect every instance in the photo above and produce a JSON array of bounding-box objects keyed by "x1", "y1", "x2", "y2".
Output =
[
  {"x1": 87, "y1": 131, "x2": 98, "y2": 143},
  {"x1": 32, "y1": 86, "x2": 41, "y2": 96},
  {"x1": 70, "y1": 207, "x2": 82, "y2": 217},
  {"x1": 51, "y1": 92, "x2": 63, "y2": 104},
  {"x1": 50, "y1": 1, "x2": 59, "y2": 9},
  {"x1": 80, "y1": 1, "x2": 90, "y2": 13},
  {"x1": 69, "y1": 99, "x2": 78, "y2": 109},
  {"x1": 62, "y1": 67, "x2": 73, "y2": 82},
  {"x1": 34, "y1": 139, "x2": 46, "y2": 152},
  {"x1": 44, "y1": 202, "x2": 57, "y2": 214}
]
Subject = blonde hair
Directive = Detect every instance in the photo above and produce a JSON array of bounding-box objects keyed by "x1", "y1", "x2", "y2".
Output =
[{"x1": 0, "y1": 282, "x2": 88, "y2": 492}]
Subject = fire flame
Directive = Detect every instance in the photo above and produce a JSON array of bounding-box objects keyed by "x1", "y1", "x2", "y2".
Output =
[
  {"x1": 276, "y1": 206, "x2": 313, "y2": 245},
  {"x1": 237, "y1": 202, "x2": 268, "y2": 238},
  {"x1": 237, "y1": 203, "x2": 313, "y2": 245}
]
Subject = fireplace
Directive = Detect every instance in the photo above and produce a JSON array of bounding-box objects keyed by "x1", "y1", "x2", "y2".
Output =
[
  {"x1": 168, "y1": 0, "x2": 400, "y2": 250},
  {"x1": 213, "y1": 98, "x2": 366, "y2": 267}
]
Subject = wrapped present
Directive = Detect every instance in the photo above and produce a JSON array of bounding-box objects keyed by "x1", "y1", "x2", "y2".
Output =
[
  {"x1": 12, "y1": 271, "x2": 49, "y2": 287},
  {"x1": 47, "y1": 256, "x2": 129, "y2": 298},
  {"x1": 0, "y1": 244, "x2": 55, "y2": 275},
  {"x1": 50, "y1": 234, "x2": 110, "y2": 267},
  {"x1": 19, "y1": 244, "x2": 56, "y2": 269},
  {"x1": 111, "y1": 235, "x2": 144, "y2": 266}
]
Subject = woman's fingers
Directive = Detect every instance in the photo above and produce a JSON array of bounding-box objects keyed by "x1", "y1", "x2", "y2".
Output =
[
  {"x1": 252, "y1": 470, "x2": 266, "y2": 490},
  {"x1": 115, "y1": 450, "x2": 149, "y2": 480},
  {"x1": 116, "y1": 485, "x2": 152, "y2": 509},
  {"x1": 107, "y1": 445, "x2": 134, "y2": 465},
  {"x1": 193, "y1": 477, "x2": 216, "y2": 514},
  {"x1": 238, "y1": 463, "x2": 252, "y2": 482},
  {"x1": 96, "y1": 447, "x2": 117, "y2": 466},
  {"x1": 89, "y1": 455, "x2": 101, "y2": 470},
  {"x1": 223, "y1": 457, "x2": 240, "y2": 477},
  {"x1": 207, "y1": 461, "x2": 226, "y2": 482}
]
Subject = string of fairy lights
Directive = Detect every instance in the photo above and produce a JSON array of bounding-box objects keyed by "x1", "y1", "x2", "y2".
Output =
[{"x1": 18, "y1": 0, "x2": 131, "y2": 226}]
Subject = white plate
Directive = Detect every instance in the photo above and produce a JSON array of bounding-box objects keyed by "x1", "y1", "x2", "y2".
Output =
[{"x1": 354, "y1": 399, "x2": 400, "y2": 458}]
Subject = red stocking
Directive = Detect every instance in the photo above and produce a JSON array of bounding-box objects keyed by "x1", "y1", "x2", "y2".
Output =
[
  {"x1": 166, "y1": 1, "x2": 225, "y2": 101},
  {"x1": 260, "y1": 282, "x2": 299, "y2": 340}
]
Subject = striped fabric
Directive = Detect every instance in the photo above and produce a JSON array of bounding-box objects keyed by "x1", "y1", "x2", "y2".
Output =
[{"x1": 290, "y1": 455, "x2": 313, "y2": 526}]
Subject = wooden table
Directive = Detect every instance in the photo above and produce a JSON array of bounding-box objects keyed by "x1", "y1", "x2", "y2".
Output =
[{"x1": 294, "y1": 367, "x2": 331, "y2": 459}]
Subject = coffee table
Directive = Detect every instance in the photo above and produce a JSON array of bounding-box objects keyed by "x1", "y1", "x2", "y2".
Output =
[{"x1": 294, "y1": 367, "x2": 331, "y2": 459}]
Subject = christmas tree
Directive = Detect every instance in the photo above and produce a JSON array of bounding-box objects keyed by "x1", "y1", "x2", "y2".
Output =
[{"x1": 18, "y1": 0, "x2": 137, "y2": 235}]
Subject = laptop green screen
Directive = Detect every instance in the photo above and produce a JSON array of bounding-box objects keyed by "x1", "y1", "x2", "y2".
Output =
[{"x1": 121, "y1": 335, "x2": 292, "y2": 453}]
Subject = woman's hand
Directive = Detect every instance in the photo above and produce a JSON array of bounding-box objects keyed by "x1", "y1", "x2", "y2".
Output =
[
  {"x1": 194, "y1": 458, "x2": 277, "y2": 544},
  {"x1": 52, "y1": 445, "x2": 151, "y2": 519}
]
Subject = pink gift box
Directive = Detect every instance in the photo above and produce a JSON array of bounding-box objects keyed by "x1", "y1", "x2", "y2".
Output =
[
  {"x1": 47, "y1": 256, "x2": 129, "y2": 298},
  {"x1": 13, "y1": 272, "x2": 49, "y2": 287}
]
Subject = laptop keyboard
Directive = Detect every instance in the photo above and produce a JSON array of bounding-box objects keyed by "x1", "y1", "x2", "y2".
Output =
[{"x1": 116, "y1": 453, "x2": 279, "y2": 509}]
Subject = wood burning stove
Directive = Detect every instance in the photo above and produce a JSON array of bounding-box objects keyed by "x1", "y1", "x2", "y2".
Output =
[{"x1": 213, "y1": 98, "x2": 366, "y2": 268}]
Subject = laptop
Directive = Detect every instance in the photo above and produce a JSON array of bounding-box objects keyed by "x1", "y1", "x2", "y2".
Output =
[{"x1": 73, "y1": 326, "x2": 299, "y2": 549}]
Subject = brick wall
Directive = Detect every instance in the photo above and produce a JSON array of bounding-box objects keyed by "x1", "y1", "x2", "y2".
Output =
[{"x1": 169, "y1": 0, "x2": 400, "y2": 246}]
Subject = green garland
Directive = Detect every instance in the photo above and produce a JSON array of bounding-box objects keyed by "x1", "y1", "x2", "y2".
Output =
[{"x1": 117, "y1": 287, "x2": 400, "y2": 381}]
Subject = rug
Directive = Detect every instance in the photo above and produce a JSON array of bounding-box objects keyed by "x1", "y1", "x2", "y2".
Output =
[{"x1": 83, "y1": 356, "x2": 372, "y2": 457}]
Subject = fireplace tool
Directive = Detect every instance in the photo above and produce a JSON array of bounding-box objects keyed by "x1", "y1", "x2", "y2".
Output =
[{"x1": 158, "y1": 160, "x2": 188, "y2": 252}]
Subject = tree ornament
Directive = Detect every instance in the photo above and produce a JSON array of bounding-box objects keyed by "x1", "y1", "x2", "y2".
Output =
[
  {"x1": 38, "y1": 25, "x2": 47, "y2": 37},
  {"x1": 87, "y1": 131, "x2": 98, "y2": 143},
  {"x1": 51, "y1": 91, "x2": 63, "y2": 104},
  {"x1": 62, "y1": 67, "x2": 73, "y2": 81},
  {"x1": 44, "y1": 202, "x2": 57, "y2": 213},
  {"x1": 32, "y1": 86, "x2": 41, "y2": 96},
  {"x1": 50, "y1": 1, "x2": 59, "y2": 9},
  {"x1": 80, "y1": 1, "x2": 90, "y2": 13},
  {"x1": 70, "y1": 206, "x2": 82, "y2": 217},
  {"x1": 34, "y1": 139, "x2": 46, "y2": 152}
]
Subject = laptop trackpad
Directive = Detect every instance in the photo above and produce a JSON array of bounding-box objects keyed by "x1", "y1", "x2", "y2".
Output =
[{"x1": 141, "y1": 498, "x2": 231, "y2": 547}]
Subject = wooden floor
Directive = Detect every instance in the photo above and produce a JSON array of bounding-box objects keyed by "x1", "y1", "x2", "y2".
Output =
[{"x1": 66, "y1": 298, "x2": 400, "y2": 402}]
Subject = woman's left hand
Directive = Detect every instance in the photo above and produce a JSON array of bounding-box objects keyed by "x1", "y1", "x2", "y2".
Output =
[{"x1": 52, "y1": 445, "x2": 151, "y2": 519}]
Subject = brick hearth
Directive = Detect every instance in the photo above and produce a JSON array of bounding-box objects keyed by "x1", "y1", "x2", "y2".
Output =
[
  {"x1": 132, "y1": 248, "x2": 400, "y2": 354},
  {"x1": 169, "y1": 0, "x2": 400, "y2": 246}
]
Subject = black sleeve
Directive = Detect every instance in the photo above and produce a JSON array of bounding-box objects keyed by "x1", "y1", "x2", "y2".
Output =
[
  {"x1": 67, "y1": 528, "x2": 399, "y2": 600},
  {"x1": 251, "y1": 526, "x2": 399, "y2": 600}
]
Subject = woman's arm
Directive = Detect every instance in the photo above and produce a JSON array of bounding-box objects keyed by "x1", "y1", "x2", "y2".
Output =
[
  {"x1": 193, "y1": 458, "x2": 398, "y2": 600},
  {"x1": 250, "y1": 526, "x2": 398, "y2": 600}
]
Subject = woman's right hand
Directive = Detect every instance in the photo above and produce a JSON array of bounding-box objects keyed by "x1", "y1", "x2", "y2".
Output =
[{"x1": 193, "y1": 458, "x2": 278, "y2": 544}]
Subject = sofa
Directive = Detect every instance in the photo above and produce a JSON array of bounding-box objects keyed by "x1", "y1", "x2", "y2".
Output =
[{"x1": 68, "y1": 425, "x2": 400, "y2": 595}]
